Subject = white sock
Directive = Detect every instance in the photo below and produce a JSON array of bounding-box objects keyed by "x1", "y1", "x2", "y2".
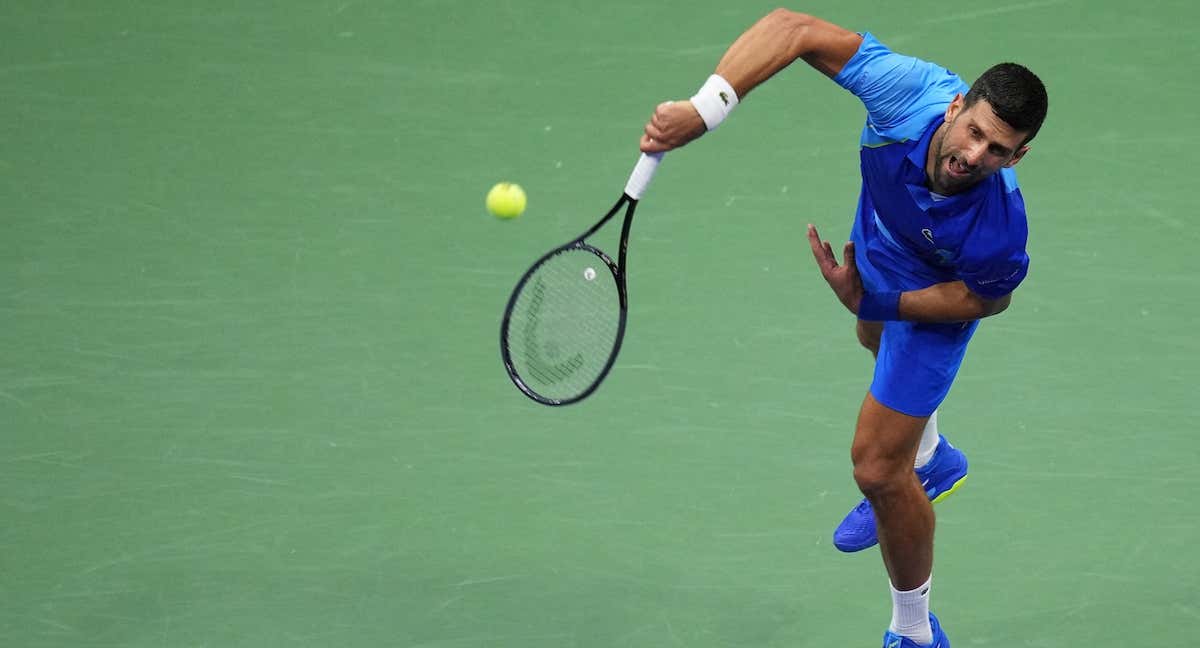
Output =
[
  {"x1": 914, "y1": 410, "x2": 939, "y2": 469},
  {"x1": 889, "y1": 576, "x2": 932, "y2": 644}
]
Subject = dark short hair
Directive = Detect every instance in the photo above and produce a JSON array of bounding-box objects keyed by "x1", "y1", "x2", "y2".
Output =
[{"x1": 964, "y1": 63, "x2": 1048, "y2": 144}]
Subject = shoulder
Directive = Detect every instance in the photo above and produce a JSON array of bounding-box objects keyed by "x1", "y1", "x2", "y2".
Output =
[
  {"x1": 952, "y1": 170, "x2": 1032, "y2": 297},
  {"x1": 835, "y1": 33, "x2": 961, "y2": 88},
  {"x1": 836, "y1": 33, "x2": 969, "y2": 141},
  {"x1": 965, "y1": 171, "x2": 1029, "y2": 260},
  {"x1": 997, "y1": 167, "x2": 1023, "y2": 197}
]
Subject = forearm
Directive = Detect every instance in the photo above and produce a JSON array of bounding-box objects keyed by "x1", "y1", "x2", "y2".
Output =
[
  {"x1": 896, "y1": 281, "x2": 1011, "y2": 323},
  {"x1": 640, "y1": 10, "x2": 861, "y2": 153},
  {"x1": 714, "y1": 10, "x2": 862, "y2": 98}
]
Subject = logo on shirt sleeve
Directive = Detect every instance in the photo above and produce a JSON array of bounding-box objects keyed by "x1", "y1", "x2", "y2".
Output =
[{"x1": 975, "y1": 267, "x2": 1023, "y2": 285}]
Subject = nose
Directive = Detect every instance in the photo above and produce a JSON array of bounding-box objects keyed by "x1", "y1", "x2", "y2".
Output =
[{"x1": 961, "y1": 141, "x2": 986, "y2": 168}]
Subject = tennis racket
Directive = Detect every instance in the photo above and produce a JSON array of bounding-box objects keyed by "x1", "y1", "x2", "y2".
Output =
[{"x1": 499, "y1": 152, "x2": 663, "y2": 406}]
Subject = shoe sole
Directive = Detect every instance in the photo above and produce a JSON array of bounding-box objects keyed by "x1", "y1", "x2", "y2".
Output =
[{"x1": 930, "y1": 473, "x2": 968, "y2": 505}]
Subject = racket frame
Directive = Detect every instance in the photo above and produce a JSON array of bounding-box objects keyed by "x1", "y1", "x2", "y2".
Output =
[{"x1": 499, "y1": 194, "x2": 639, "y2": 406}]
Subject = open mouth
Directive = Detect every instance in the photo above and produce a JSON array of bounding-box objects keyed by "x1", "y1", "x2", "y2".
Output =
[{"x1": 946, "y1": 156, "x2": 971, "y2": 178}]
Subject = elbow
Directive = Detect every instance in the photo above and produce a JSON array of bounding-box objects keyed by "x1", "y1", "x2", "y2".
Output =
[
  {"x1": 763, "y1": 9, "x2": 817, "y2": 51},
  {"x1": 766, "y1": 8, "x2": 815, "y2": 25},
  {"x1": 980, "y1": 293, "x2": 1012, "y2": 318}
]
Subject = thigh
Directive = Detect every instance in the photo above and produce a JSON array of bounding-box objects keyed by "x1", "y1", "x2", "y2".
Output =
[
  {"x1": 870, "y1": 319, "x2": 980, "y2": 417},
  {"x1": 852, "y1": 391, "x2": 929, "y2": 467}
]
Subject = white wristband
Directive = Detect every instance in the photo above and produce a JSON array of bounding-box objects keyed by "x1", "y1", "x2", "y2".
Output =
[{"x1": 690, "y1": 74, "x2": 739, "y2": 131}]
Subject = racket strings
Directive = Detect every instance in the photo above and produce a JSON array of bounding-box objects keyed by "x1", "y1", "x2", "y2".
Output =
[{"x1": 506, "y1": 248, "x2": 621, "y2": 401}]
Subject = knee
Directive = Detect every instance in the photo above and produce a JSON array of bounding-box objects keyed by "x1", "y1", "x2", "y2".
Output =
[
  {"x1": 850, "y1": 444, "x2": 909, "y2": 499},
  {"x1": 856, "y1": 320, "x2": 882, "y2": 355}
]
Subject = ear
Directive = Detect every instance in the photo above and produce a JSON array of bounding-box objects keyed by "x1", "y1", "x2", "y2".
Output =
[
  {"x1": 944, "y1": 93, "x2": 965, "y2": 122},
  {"x1": 1004, "y1": 144, "x2": 1030, "y2": 168}
]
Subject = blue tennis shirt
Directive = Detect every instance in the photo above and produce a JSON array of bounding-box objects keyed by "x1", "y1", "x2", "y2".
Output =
[{"x1": 834, "y1": 33, "x2": 1030, "y2": 300}]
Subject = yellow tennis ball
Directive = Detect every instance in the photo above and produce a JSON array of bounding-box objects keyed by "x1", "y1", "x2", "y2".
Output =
[{"x1": 486, "y1": 182, "x2": 526, "y2": 219}]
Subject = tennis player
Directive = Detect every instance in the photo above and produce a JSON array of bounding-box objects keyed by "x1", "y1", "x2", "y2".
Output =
[{"x1": 639, "y1": 10, "x2": 1047, "y2": 647}]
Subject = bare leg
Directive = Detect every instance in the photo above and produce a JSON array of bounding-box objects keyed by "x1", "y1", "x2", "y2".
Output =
[
  {"x1": 857, "y1": 319, "x2": 883, "y2": 357},
  {"x1": 852, "y1": 391, "x2": 933, "y2": 589}
]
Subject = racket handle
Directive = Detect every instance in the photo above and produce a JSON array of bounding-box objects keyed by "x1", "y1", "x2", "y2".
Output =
[{"x1": 623, "y1": 152, "x2": 664, "y2": 200}]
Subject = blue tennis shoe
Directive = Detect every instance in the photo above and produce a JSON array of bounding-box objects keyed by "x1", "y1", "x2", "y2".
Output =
[
  {"x1": 833, "y1": 435, "x2": 968, "y2": 553},
  {"x1": 881, "y1": 613, "x2": 949, "y2": 648}
]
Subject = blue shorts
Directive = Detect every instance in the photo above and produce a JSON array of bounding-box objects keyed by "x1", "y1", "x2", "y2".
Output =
[{"x1": 851, "y1": 215, "x2": 978, "y2": 417}]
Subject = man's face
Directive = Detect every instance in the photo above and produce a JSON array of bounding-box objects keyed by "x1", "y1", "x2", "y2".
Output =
[{"x1": 930, "y1": 94, "x2": 1030, "y2": 195}]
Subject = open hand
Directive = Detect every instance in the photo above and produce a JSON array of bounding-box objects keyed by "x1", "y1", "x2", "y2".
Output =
[{"x1": 807, "y1": 224, "x2": 863, "y2": 316}]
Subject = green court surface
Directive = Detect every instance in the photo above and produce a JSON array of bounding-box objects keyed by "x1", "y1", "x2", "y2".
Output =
[{"x1": 3, "y1": 1, "x2": 1197, "y2": 646}]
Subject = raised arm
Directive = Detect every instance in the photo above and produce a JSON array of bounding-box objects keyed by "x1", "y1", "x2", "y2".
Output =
[
  {"x1": 640, "y1": 10, "x2": 863, "y2": 153},
  {"x1": 716, "y1": 9, "x2": 863, "y2": 95}
]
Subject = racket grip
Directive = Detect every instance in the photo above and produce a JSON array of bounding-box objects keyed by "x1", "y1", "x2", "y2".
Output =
[{"x1": 623, "y1": 152, "x2": 664, "y2": 200}]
